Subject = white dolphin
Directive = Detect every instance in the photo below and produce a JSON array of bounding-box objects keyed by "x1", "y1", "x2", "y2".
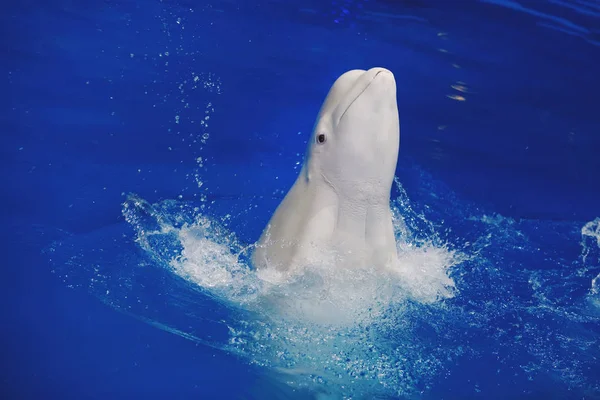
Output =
[{"x1": 252, "y1": 67, "x2": 400, "y2": 273}]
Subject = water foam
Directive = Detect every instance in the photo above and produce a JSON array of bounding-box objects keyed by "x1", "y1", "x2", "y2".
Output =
[
  {"x1": 46, "y1": 169, "x2": 600, "y2": 398},
  {"x1": 582, "y1": 218, "x2": 600, "y2": 310},
  {"x1": 114, "y1": 178, "x2": 463, "y2": 398}
]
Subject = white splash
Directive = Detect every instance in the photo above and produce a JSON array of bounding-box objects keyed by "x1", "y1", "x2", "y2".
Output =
[
  {"x1": 137, "y1": 179, "x2": 463, "y2": 397},
  {"x1": 166, "y1": 180, "x2": 460, "y2": 319},
  {"x1": 582, "y1": 218, "x2": 600, "y2": 309},
  {"x1": 581, "y1": 217, "x2": 600, "y2": 263}
]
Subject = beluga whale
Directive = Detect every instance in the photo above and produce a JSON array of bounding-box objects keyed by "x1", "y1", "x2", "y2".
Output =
[{"x1": 252, "y1": 67, "x2": 400, "y2": 273}]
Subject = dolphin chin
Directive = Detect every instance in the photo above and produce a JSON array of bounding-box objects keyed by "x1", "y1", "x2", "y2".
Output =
[{"x1": 252, "y1": 67, "x2": 400, "y2": 273}]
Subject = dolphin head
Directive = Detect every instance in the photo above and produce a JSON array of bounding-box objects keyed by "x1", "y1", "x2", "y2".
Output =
[
  {"x1": 305, "y1": 67, "x2": 400, "y2": 201},
  {"x1": 252, "y1": 68, "x2": 400, "y2": 272}
]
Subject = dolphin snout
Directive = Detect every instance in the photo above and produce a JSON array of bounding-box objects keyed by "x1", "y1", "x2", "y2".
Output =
[
  {"x1": 369, "y1": 67, "x2": 392, "y2": 76},
  {"x1": 368, "y1": 67, "x2": 395, "y2": 85},
  {"x1": 335, "y1": 67, "x2": 395, "y2": 123}
]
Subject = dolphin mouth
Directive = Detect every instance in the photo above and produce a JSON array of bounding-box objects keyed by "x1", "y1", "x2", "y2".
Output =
[{"x1": 336, "y1": 68, "x2": 391, "y2": 123}]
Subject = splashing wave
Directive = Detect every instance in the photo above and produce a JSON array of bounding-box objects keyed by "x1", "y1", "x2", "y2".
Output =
[{"x1": 46, "y1": 170, "x2": 600, "y2": 398}]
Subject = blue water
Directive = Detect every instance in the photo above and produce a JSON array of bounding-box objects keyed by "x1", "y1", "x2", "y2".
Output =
[{"x1": 3, "y1": 0, "x2": 600, "y2": 399}]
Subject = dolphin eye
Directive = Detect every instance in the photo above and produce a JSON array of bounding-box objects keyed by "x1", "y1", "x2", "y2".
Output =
[{"x1": 316, "y1": 133, "x2": 326, "y2": 144}]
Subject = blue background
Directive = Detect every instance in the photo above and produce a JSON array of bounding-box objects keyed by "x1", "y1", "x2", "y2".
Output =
[{"x1": 2, "y1": 0, "x2": 600, "y2": 398}]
